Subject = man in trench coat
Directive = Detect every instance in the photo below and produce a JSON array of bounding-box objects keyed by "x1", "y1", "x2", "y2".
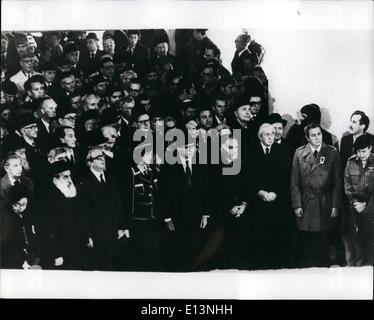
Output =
[{"x1": 291, "y1": 123, "x2": 342, "y2": 267}]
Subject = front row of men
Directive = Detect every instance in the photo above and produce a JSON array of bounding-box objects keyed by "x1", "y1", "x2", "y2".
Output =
[{"x1": 1, "y1": 123, "x2": 373, "y2": 271}]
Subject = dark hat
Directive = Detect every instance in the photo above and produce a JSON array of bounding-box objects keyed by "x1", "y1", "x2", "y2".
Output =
[
  {"x1": 153, "y1": 34, "x2": 169, "y2": 47},
  {"x1": 353, "y1": 135, "x2": 373, "y2": 153},
  {"x1": 56, "y1": 106, "x2": 76, "y2": 119},
  {"x1": 100, "y1": 108, "x2": 119, "y2": 127},
  {"x1": 86, "y1": 32, "x2": 99, "y2": 41},
  {"x1": 57, "y1": 71, "x2": 74, "y2": 82},
  {"x1": 300, "y1": 103, "x2": 321, "y2": 124},
  {"x1": 49, "y1": 160, "x2": 71, "y2": 177},
  {"x1": 63, "y1": 41, "x2": 79, "y2": 55},
  {"x1": 45, "y1": 31, "x2": 61, "y2": 39},
  {"x1": 127, "y1": 29, "x2": 140, "y2": 36},
  {"x1": 19, "y1": 52, "x2": 36, "y2": 60},
  {"x1": 15, "y1": 112, "x2": 37, "y2": 130},
  {"x1": 2, "y1": 79, "x2": 18, "y2": 95},
  {"x1": 86, "y1": 129, "x2": 108, "y2": 147},
  {"x1": 81, "y1": 109, "x2": 100, "y2": 123},
  {"x1": 267, "y1": 113, "x2": 287, "y2": 126},
  {"x1": 39, "y1": 60, "x2": 57, "y2": 71},
  {"x1": 91, "y1": 74, "x2": 107, "y2": 87},
  {"x1": 14, "y1": 33, "x2": 28, "y2": 46},
  {"x1": 233, "y1": 96, "x2": 250, "y2": 111},
  {"x1": 8, "y1": 184, "x2": 30, "y2": 205},
  {"x1": 2, "y1": 134, "x2": 26, "y2": 154},
  {"x1": 56, "y1": 56, "x2": 73, "y2": 67}
]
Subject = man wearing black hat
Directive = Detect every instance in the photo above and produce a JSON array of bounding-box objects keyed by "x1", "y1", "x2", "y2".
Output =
[
  {"x1": 268, "y1": 113, "x2": 287, "y2": 145},
  {"x1": 286, "y1": 103, "x2": 338, "y2": 157},
  {"x1": 114, "y1": 30, "x2": 150, "y2": 79},
  {"x1": 10, "y1": 52, "x2": 41, "y2": 96},
  {"x1": 39, "y1": 60, "x2": 57, "y2": 94},
  {"x1": 40, "y1": 160, "x2": 86, "y2": 270},
  {"x1": 78, "y1": 32, "x2": 105, "y2": 77},
  {"x1": 80, "y1": 147, "x2": 129, "y2": 270},
  {"x1": 344, "y1": 135, "x2": 374, "y2": 266},
  {"x1": 63, "y1": 41, "x2": 80, "y2": 70}
]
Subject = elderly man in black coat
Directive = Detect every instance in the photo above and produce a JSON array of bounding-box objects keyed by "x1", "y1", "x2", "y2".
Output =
[
  {"x1": 245, "y1": 123, "x2": 288, "y2": 269},
  {"x1": 40, "y1": 161, "x2": 87, "y2": 270},
  {"x1": 80, "y1": 148, "x2": 129, "y2": 271}
]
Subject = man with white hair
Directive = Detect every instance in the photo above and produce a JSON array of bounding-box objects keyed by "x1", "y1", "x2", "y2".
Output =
[
  {"x1": 41, "y1": 160, "x2": 86, "y2": 270},
  {"x1": 244, "y1": 123, "x2": 288, "y2": 269}
]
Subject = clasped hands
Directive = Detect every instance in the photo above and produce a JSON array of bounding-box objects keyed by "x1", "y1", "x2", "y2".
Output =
[{"x1": 258, "y1": 190, "x2": 277, "y2": 202}]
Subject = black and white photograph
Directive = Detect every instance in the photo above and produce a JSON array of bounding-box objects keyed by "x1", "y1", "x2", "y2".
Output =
[{"x1": 0, "y1": 0, "x2": 373, "y2": 301}]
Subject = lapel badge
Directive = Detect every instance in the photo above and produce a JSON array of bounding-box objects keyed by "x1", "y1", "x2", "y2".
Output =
[{"x1": 320, "y1": 156, "x2": 325, "y2": 164}]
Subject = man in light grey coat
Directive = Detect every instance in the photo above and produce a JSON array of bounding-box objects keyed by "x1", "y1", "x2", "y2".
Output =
[{"x1": 291, "y1": 123, "x2": 342, "y2": 267}]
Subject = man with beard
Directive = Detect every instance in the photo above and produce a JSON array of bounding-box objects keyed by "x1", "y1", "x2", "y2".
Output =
[
  {"x1": 40, "y1": 161, "x2": 86, "y2": 270},
  {"x1": 80, "y1": 148, "x2": 129, "y2": 271}
]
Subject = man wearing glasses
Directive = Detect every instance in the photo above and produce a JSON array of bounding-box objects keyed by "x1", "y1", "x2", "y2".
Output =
[{"x1": 10, "y1": 52, "x2": 41, "y2": 96}]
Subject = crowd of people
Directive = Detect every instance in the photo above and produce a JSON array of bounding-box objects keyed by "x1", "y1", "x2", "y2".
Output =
[{"x1": 0, "y1": 29, "x2": 373, "y2": 272}]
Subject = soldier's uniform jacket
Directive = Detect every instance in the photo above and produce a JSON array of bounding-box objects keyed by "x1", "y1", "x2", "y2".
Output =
[
  {"x1": 344, "y1": 153, "x2": 374, "y2": 218},
  {"x1": 291, "y1": 143, "x2": 342, "y2": 232},
  {"x1": 129, "y1": 164, "x2": 159, "y2": 221}
]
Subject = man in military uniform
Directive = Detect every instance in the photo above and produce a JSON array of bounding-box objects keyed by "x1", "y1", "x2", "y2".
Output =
[
  {"x1": 344, "y1": 135, "x2": 374, "y2": 266},
  {"x1": 123, "y1": 144, "x2": 163, "y2": 271},
  {"x1": 291, "y1": 123, "x2": 341, "y2": 267}
]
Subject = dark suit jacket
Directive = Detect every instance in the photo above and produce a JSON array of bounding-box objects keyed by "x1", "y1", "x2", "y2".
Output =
[
  {"x1": 78, "y1": 49, "x2": 105, "y2": 77},
  {"x1": 160, "y1": 160, "x2": 209, "y2": 232},
  {"x1": 231, "y1": 49, "x2": 251, "y2": 76},
  {"x1": 36, "y1": 119, "x2": 55, "y2": 155},
  {"x1": 114, "y1": 43, "x2": 150, "y2": 77},
  {"x1": 80, "y1": 170, "x2": 126, "y2": 243}
]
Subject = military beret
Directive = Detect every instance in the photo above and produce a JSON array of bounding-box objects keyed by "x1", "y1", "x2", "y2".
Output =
[
  {"x1": 8, "y1": 184, "x2": 30, "y2": 205},
  {"x1": 353, "y1": 135, "x2": 373, "y2": 152},
  {"x1": 49, "y1": 160, "x2": 71, "y2": 177},
  {"x1": 63, "y1": 41, "x2": 79, "y2": 55},
  {"x1": 86, "y1": 32, "x2": 99, "y2": 41},
  {"x1": 15, "y1": 112, "x2": 37, "y2": 130},
  {"x1": 267, "y1": 113, "x2": 287, "y2": 127}
]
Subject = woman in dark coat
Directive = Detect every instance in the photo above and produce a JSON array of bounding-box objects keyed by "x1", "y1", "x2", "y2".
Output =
[{"x1": 0, "y1": 184, "x2": 41, "y2": 269}]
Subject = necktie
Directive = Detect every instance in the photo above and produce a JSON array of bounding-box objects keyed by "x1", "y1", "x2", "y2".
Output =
[
  {"x1": 14, "y1": 179, "x2": 20, "y2": 186},
  {"x1": 90, "y1": 52, "x2": 94, "y2": 60},
  {"x1": 185, "y1": 160, "x2": 192, "y2": 187},
  {"x1": 314, "y1": 150, "x2": 318, "y2": 160},
  {"x1": 265, "y1": 147, "x2": 270, "y2": 156},
  {"x1": 100, "y1": 173, "x2": 106, "y2": 184}
]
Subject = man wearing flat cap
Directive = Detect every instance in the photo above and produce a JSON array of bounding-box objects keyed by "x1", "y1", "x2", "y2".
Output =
[
  {"x1": 80, "y1": 147, "x2": 129, "y2": 270},
  {"x1": 78, "y1": 32, "x2": 105, "y2": 77},
  {"x1": 40, "y1": 160, "x2": 87, "y2": 270},
  {"x1": 10, "y1": 52, "x2": 41, "y2": 96},
  {"x1": 344, "y1": 135, "x2": 374, "y2": 266}
]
